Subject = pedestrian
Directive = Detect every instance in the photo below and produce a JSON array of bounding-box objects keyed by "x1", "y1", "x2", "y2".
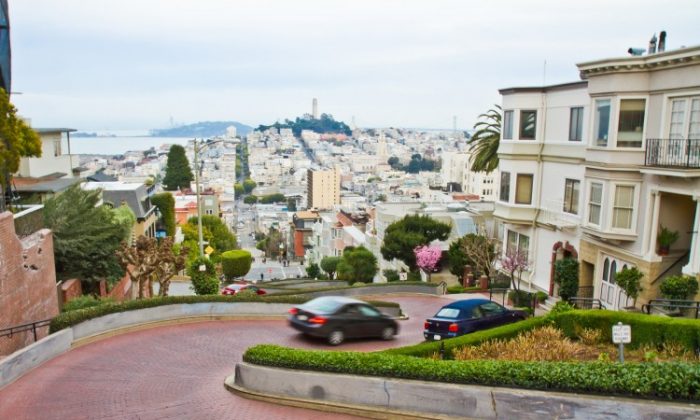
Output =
[{"x1": 260, "y1": 273, "x2": 264, "y2": 281}]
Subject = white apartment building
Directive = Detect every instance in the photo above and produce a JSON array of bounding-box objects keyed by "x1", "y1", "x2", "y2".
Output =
[{"x1": 495, "y1": 45, "x2": 700, "y2": 309}]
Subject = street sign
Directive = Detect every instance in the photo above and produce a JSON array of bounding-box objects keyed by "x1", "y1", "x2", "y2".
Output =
[
  {"x1": 205, "y1": 245, "x2": 214, "y2": 255},
  {"x1": 612, "y1": 323, "x2": 631, "y2": 344},
  {"x1": 399, "y1": 272, "x2": 408, "y2": 281}
]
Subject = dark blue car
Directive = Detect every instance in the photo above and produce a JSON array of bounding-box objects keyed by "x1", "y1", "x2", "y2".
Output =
[{"x1": 423, "y1": 298, "x2": 527, "y2": 341}]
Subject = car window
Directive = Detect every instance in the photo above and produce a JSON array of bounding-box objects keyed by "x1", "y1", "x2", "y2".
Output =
[
  {"x1": 358, "y1": 305, "x2": 381, "y2": 317},
  {"x1": 302, "y1": 297, "x2": 345, "y2": 313},
  {"x1": 470, "y1": 307, "x2": 483, "y2": 319},
  {"x1": 342, "y1": 305, "x2": 361, "y2": 315},
  {"x1": 479, "y1": 302, "x2": 506, "y2": 316},
  {"x1": 435, "y1": 308, "x2": 460, "y2": 318}
]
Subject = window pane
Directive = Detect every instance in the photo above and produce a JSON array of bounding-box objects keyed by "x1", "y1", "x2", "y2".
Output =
[
  {"x1": 690, "y1": 99, "x2": 700, "y2": 138},
  {"x1": 515, "y1": 174, "x2": 533, "y2": 204},
  {"x1": 569, "y1": 107, "x2": 583, "y2": 141},
  {"x1": 614, "y1": 185, "x2": 634, "y2": 207},
  {"x1": 518, "y1": 234, "x2": 530, "y2": 259},
  {"x1": 588, "y1": 183, "x2": 602, "y2": 225},
  {"x1": 519, "y1": 110, "x2": 536, "y2": 140},
  {"x1": 617, "y1": 99, "x2": 645, "y2": 148},
  {"x1": 503, "y1": 111, "x2": 513, "y2": 140},
  {"x1": 499, "y1": 172, "x2": 510, "y2": 202},
  {"x1": 612, "y1": 185, "x2": 634, "y2": 229},
  {"x1": 507, "y1": 230, "x2": 518, "y2": 252},
  {"x1": 669, "y1": 99, "x2": 686, "y2": 139},
  {"x1": 563, "y1": 179, "x2": 580, "y2": 214},
  {"x1": 595, "y1": 99, "x2": 610, "y2": 146}
]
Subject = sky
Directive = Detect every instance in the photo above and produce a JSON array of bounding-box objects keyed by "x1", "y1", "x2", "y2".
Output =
[{"x1": 9, "y1": 0, "x2": 700, "y2": 131}]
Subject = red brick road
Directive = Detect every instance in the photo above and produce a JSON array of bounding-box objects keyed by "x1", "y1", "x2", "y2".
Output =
[{"x1": 0, "y1": 295, "x2": 450, "y2": 420}]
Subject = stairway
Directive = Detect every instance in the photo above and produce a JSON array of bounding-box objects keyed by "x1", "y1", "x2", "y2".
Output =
[{"x1": 539, "y1": 295, "x2": 561, "y2": 313}]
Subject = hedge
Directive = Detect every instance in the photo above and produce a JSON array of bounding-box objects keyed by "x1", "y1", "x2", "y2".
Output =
[
  {"x1": 221, "y1": 250, "x2": 253, "y2": 280},
  {"x1": 243, "y1": 344, "x2": 700, "y2": 401},
  {"x1": 49, "y1": 295, "x2": 399, "y2": 333},
  {"x1": 266, "y1": 281, "x2": 441, "y2": 297}
]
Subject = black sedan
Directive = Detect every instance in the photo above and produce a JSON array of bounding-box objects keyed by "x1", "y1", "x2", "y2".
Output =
[
  {"x1": 424, "y1": 298, "x2": 527, "y2": 341},
  {"x1": 288, "y1": 296, "x2": 399, "y2": 345}
]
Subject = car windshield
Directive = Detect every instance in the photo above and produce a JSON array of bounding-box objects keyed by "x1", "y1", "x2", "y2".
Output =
[
  {"x1": 435, "y1": 308, "x2": 460, "y2": 318},
  {"x1": 227, "y1": 285, "x2": 243, "y2": 290},
  {"x1": 301, "y1": 297, "x2": 347, "y2": 313}
]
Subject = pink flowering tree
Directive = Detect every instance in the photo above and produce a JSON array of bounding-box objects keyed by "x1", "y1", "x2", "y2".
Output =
[
  {"x1": 414, "y1": 245, "x2": 442, "y2": 282},
  {"x1": 500, "y1": 248, "x2": 529, "y2": 291}
]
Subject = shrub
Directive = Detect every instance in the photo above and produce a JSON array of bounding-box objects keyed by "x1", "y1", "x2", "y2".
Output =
[
  {"x1": 383, "y1": 269, "x2": 400, "y2": 282},
  {"x1": 187, "y1": 257, "x2": 219, "y2": 295},
  {"x1": 306, "y1": 263, "x2": 321, "y2": 279},
  {"x1": 616, "y1": 267, "x2": 644, "y2": 305},
  {"x1": 660, "y1": 275, "x2": 699, "y2": 301},
  {"x1": 554, "y1": 258, "x2": 579, "y2": 300},
  {"x1": 407, "y1": 271, "x2": 422, "y2": 282},
  {"x1": 549, "y1": 301, "x2": 575, "y2": 316},
  {"x1": 62, "y1": 295, "x2": 114, "y2": 312},
  {"x1": 447, "y1": 285, "x2": 465, "y2": 294},
  {"x1": 508, "y1": 289, "x2": 533, "y2": 307},
  {"x1": 243, "y1": 195, "x2": 258, "y2": 204},
  {"x1": 536, "y1": 291, "x2": 549, "y2": 303},
  {"x1": 221, "y1": 250, "x2": 253, "y2": 280}
]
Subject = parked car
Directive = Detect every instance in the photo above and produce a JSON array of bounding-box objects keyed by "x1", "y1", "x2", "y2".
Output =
[
  {"x1": 423, "y1": 298, "x2": 527, "y2": 341},
  {"x1": 221, "y1": 284, "x2": 267, "y2": 296},
  {"x1": 288, "y1": 296, "x2": 399, "y2": 345}
]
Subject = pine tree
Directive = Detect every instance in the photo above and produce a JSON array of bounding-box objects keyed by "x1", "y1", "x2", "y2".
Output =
[{"x1": 162, "y1": 144, "x2": 193, "y2": 191}]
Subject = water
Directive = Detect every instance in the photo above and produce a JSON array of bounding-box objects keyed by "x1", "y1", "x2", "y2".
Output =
[{"x1": 69, "y1": 136, "x2": 191, "y2": 155}]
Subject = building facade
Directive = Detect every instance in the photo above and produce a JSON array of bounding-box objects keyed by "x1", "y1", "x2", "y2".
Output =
[{"x1": 307, "y1": 167, "x2": 341, "y2": 210}]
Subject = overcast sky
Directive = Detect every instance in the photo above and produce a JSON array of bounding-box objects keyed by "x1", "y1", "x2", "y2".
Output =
[{"x1": 9, "y1": 0, "x2": 700, "y2": 131}]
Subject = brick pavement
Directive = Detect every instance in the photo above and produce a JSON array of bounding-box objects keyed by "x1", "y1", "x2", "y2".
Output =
[{"x1": 0, "y1": 295, "x2": 448, "y2": 420}]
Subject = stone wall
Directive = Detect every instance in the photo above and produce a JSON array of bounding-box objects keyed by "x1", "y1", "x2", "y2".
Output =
[
  {"x1": 60, "y1": 279, "x2": 82, "y2": 304},
  {"x1": 0, "y1": 212, "x2": 59, "y2": 357}
]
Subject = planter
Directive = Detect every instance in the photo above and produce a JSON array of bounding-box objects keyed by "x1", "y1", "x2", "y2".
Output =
[
  {"x1": 479, "y1": 275, "x2": 489, "y2": 290},
  {"x1": 657, "y1": 245, "x2": 670, "y2": 256}
]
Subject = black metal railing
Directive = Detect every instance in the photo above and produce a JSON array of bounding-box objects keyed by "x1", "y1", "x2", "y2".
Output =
[
  {"x1": 568, "y1": 297, "x2": 606, "y2": 310},
  {"x1": 577, "y1": 286, "x2": 594, "y2": 299},
  {"x1": 642, "y1": 299, "x2": 700, "y2": 319},
  {"x1": 645, "y1": 138, "x2": 700, "y2": 168},
  {"x1": 0, "y1": 318, "x2": 53, "y2": 342}
]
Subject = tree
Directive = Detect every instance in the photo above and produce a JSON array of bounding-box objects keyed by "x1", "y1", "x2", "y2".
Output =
[
  {"x1": 43, "y1": 185, "x2": 130, "y2": 286},
  {"x1": 380, "y1": 215, "x2": 451, "y2": 271},
  {"x1": 468, "y1": 105, "x2": 501, "y2": 173},
  {"x1": 320, "y1": 256, "x2": 340, "y2": 279},
  {"x1": 113, "y1": 204, "x2": 136, "y2": 245},
  {"x1": 415, "y1": 245, "x2": 442, "y2": 282},
  {"x1": 501, "y1": 248, "x2": 530, "y2": 292},
  {"x1": 259, "y1": 193, "x2": 285, "y2": 204},
  {"x1": 244, "y1": 195, "x2": 258, "y2": 205},
  {"x1": 185, "y1": 215, "x2": 237, "y2": 260},
  {"x1": 287, "y1": 197, "x2": 297, "y2": 211},
  {"x1": 336, "y1": 246, "x2": 378, "y2": 284},
  {"x1": 242, "y1": 178, "x2": 257, "y2": 194},
  {"x1": 306, "y1": 263, "x2": 321, "y2": 279},
  {"x1": 387, "y1": 156, "x2": 400, "y2": 169},
  {"x1": 460, "y1": 233, "x2": 499, "y2": 280},
  {"x1": 448, "y1": 238, "x2": 470, "y2": 280},
  {"x1": 616, "y1": 267, "x2": 643, "y2": 307},
  {"x1": 116, "y1": 236, "x2": 188, "y2": 298},
  {"x1": 187, "y1": 256, "x2": 219, "y2": 295},
  {"x1": 234, "y1": 183, "x2": 244, "y2": 197},
  {"x1": 0, "y1": 89, "x2": 42, "y2": 212},
  {"x1": 221, "y1": 250, "x2": 252, "y2": 280},
  {"x1": 162, "y1": 144, "x2": 193, "y2": 191},
  {"x1": 554, "y1": 258, "x2": 579, "y2": 301},
  {"x1": 151, "y1": 192, "x2": 176, "y2": 236}
]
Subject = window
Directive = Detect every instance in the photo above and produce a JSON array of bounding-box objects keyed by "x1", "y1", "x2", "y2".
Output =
[
  {"x1": 669, "y1": 97, "x2": 700, "y2": 139},
  {"x1": 436, "y1": 308, "x2": 460, "y2": 318},
  {"x1": 479, "y1": 302, "x2": 506, "y2": 316},
  {"x1": 612, "y1": 185, "x2": 635, "y2": 229},
  {"x1": 507, "y1": 230, "x2": 518, "y2": 252},
  {"x1": 588, "y1": 182, "x2": 603, "y2": 225},
  {"x1": 594, "y1": 99, "x2": 611, "y2": 146},
  {"x1": 358, "y1": 305, "x2": 381, "y2": 317},
  {"x1": 503, "y1": 110, "x2": 514, "y2": 140},
  {"x1": 670, "y1": 99, "x2": 687, "y2": 139},
  {"x1": 519, "y1": 110, "x2": 536, "y2": 140},
  {"x1": 617, "y1": 99, "x2": 645, "y2": 148},
  {"x1": 499, "y1": 172, "x2": 510, "y2": 202},
  {"x1": 569, "y1": 107, "x2": 583, "y2": 141},
  {"x1": 563, "y1": 179, "x2": 580, "y2": 214},
  {"x1": 506, "y1": 230, "x2": 530, "y2": 260},
  {"x1": 515, "y1": 174, "x2": 533, "y2": 204}
]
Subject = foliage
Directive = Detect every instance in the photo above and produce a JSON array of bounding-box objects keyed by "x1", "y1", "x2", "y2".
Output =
[
  {"x1": 508, "y1": 289, "x2": 533, "y2": 307},
  {"x1": 467, "y1": 105, "x2": 501, "y2": 173},
  {"x1": 446, "y1": 285, "x2": 485, "y2": 294},
  {"x1": 459, "y1": 233, "x2": 498, "y2": 280},
  {"x1": 43, "y1": 185, "x2": 130, "y2": 283},
  {"x1": 187, "y1": 257, "x2": 219, "y2": 295},
  {"x1": 244, "y1": 342, "x2": 700, "y2": 401},
  {"x1": 660, "y1": 275, "x2": 699, "y2": 301},
  {"x1": 221, "y1": 250, "x2": 253, "y2": 280},
  {"x1": 407, "y1": 271, "x2": 422, "y2": 282},
  {"x1": 234, "y1": 183, "x2": 244, "y2": 197},
  {"x1": 549, "y1": 301, "x2": 575, "y2": 316},
  {"x1": 306, "y1": 263, "x2": 321, "y2": 279},
  {"x1": 117, "y1": 236, "x2": 188, "y2": 298},
  {"x1": 256, "y1": 228, "x2": 285, "y2": 258},
  {"x1": 244, "y1": 195, "x2": 258, "y2": 204},
  {"x1": 242, "y1": 178, "x2": 257, "y2": 194},
  {"x1": 657, "y1": 225, "x2": 680, "y2": 247},
  {"x1": 162, "y1": 144, "x2": 193, "y2": 191},
  {"x1": 554, "y1": 258, "x2": 579, "y2": 300},
  {"x1": 383, "y1": 269, "x2": 400, "y2": 282},
  {"x1": 381, "y1": 215, "x2": 451, "y2": 270},
  {"x1": 62, "y1": 296, "x2": 114, "y2": 312},
  {"x1": 447, "y1": 238, "x2": 470, "y2": 280},
  {"x1": 256, "y1": 113, "x2": 352, "y2": 137},
  {"x1": 336, "y1": 246, "x2": 378, "y2": 284},
  {"x1": 616, "y1": 267, "x2": 644, "y2": 304},
  {"x1": 0, "y1": 88, "x2": 42, "y2": 212},
  {"x1": 535, "y1": 291, "x2": 549, "y2": 303},
  {"x1": 259, "y1": 193, "x2": 286, "y2": 204},
  {"x1": 112, "y1": 204, "x2": 136, "y2": 244},
  {"x1": 500, "y1": 248, "x2": 529, "y2": 292},
  {"x1": 185, "y1": 215, "x2": 237, "y2": 260},
  {"x1": 414, "y1": 245, "x2": 442, "y2": 273},
  {"x1": 151, "y1": 192, "x2": 176, "y2": 236},
  {"x1": 320, "y1": 256, "x2": 341, "y2": 279},
  {"x1": 286, "y1": 197, "x2": 297, "y2": 211}
]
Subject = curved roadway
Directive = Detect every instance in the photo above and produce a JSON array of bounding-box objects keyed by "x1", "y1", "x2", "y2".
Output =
[{"x1": 0, "y1": 295, "x2": 451, "y2": 420}]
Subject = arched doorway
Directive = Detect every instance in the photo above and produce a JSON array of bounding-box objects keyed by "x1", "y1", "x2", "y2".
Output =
[{"x1": 549, "y1": 241, "x2": 578, "y2": 296}]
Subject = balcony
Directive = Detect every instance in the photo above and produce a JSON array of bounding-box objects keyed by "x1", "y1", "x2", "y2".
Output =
[{"x1": 645, "y1": 139, "x2": 700, "y2": 175}]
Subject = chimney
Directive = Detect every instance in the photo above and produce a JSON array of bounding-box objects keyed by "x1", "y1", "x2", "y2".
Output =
[
  {"x1": 658, "y1": 31, "x2": 667, "y2": 52},
  {"x1": 648, "y1": 33, "x2": 657, "y2": 54}
]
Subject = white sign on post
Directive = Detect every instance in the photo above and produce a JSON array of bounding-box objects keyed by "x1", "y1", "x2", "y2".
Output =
[
  {"x1": 612, "y1": 323, "x2": 631, "y2": 344},
  {"x1": 399, "y1": 272, "x2": 408, "y2": 281}
]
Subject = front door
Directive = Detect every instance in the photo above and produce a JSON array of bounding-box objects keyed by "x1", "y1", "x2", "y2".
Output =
[{"x1": 599, "y1": 256, "x2": 631, "y2": 310}]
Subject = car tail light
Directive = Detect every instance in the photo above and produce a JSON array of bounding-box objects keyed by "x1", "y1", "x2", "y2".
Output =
[
  {"x1": 288, "y1": 308, "x2": 298, "y2": 315},
  {"x1": 424, "y1": 321, "x2": 430, "y2": 329},
  {"x1": 309, "y1": 316, "x2": 327, "y2": 325},
  {"x1": 448, "y1": 323, "x2": 458, "y2": 333}
]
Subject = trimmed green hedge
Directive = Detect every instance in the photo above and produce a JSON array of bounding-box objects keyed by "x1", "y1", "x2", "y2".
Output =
[
  {"x1": 49, "y1": 295, "x2": 399, "y2": 333},
  {"x1": 267, "y1": 281, "x2": 441, "y2": 297},
  {"x1": 243, "y1": 344, "x2": 700, "y2": 401}
]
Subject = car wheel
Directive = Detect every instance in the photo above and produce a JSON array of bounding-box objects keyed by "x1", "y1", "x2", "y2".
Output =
[
  {"x1": 328, "y1": 329, "x2": 344, "y2": 346},
  {"x1": 381, "y1": 326, "x2": 395, "y2": 340}
]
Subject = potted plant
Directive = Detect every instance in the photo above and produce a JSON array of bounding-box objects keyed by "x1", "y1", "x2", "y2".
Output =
[
  {"x1": 615, "y1": 266, "x2": 643, "y2": 309},
  {"x1": 657, "y1": 225, "x2": 679, "y2": 256}
]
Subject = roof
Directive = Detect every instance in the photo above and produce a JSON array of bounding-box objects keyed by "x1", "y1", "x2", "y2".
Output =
[
  {"x1": 34, "y1": 128, "x2": 77, "y2": 134},
  {"x1": 443, "y1": 298, "x2": 490, "y2": 310},
  {"x1": 82, "y1": 181, "x2": 153, "y2": 218},
  {"x1": 86, "y1": 171, "x2": 118, "y2": 182},
  {"x1": 13, "y1": 177, "x2": 81, "y2": 193},
  {"x1": 498, "y1": 81, "x2": 588, "y2": 95},
  {"x1": 343, "y1": 225, "x2": 366, "y2": 244},
  {"x1": 295, "y1": 211, "x2": 320, "y2": 219}
]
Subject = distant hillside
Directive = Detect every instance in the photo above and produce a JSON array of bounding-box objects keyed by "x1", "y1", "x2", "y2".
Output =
[
  {"x1": 150, "y1": 121, "x2": 252, "y2": 137},
  {"x1": 257, "y1": 113, "x2": 351, "y2": 137}
]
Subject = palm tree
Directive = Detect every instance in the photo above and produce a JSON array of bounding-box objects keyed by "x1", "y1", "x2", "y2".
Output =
[{"x1": 468, "y1": 105, "x2": 501, "y2": 173}]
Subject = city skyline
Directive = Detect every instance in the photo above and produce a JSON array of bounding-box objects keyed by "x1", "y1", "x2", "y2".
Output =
[{"x1": 10, "y1": 0, "x2": 700, "y2": 131}]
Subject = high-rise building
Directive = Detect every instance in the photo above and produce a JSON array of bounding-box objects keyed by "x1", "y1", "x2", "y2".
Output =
[
  {"x1": 0, "y1": 0, "x2": 10, "y2": 93},
  {"x1": 307, "y1": 167, "x2": 340, "y2": 210},
  {"x1": 312, "y1": 98, "x2": 318, "y2": 119}
]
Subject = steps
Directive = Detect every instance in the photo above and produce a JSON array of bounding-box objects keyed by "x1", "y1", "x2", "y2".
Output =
[{"x1": 539, "y1": 296, "x2": 561, "y2": 313}]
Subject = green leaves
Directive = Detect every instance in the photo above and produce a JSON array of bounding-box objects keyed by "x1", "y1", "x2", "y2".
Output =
[
  {"x1": 467, "y1": 105, "x2": 501, "y2": 174},
  {"x1": 221, "y1": 250, "x2": 253, "y2": 280},
  {"x1": 162, "y1": 144, "x2": 193, "y2": 191},
  {"x1": 380, "y1": 215, "x2": 451, "y2": 271},
  {"x1": 336, "y1": 246, "x2": 378, "y2": 284}
]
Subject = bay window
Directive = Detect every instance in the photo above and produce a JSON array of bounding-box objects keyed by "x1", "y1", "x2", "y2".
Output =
[
  {"x1": 594, "y1": 99, "x2": 611, "y2": 147},
  {"x1": 515, "y1": 174, "x2": 533, "y2": 205},
  {"x1": 616, "y1": 99, "x2": 645, "y2": 148},
  {"x1": 519, "y1": 110, "x2": 536, "y2": 140},
  {"x1": 612, "y1": 185, "x2": 635, "y2": 229},
  {"x1": 588, "y1": 182, "x2": 603, "y2": 225}
]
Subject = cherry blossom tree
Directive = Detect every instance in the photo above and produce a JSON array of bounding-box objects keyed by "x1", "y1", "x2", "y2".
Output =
[
  {"x1": 500, "y1": 248, "x2": 529, "y2": 292},
  {"x1": 414, "y1": 245, "x2": 442, "y2": 282}
]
